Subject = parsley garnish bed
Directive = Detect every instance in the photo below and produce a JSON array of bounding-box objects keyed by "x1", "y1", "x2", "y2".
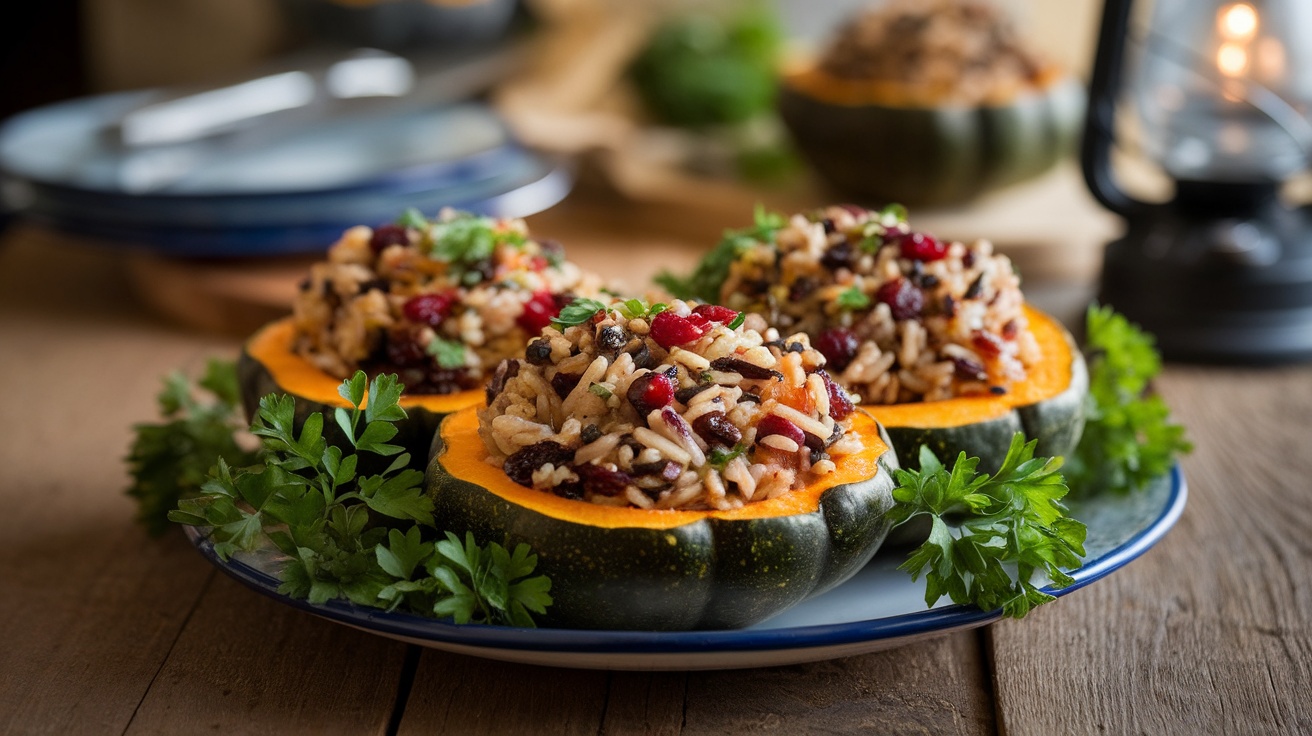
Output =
[
  {"x1": 125, "y1": 359, "x2": 258, "y2": 536},
  {"x1": 889, "y1": 434, "x2": 1087, "y2": 619},
  {"x1": 1067, "y1": 305, "x2": 1192, "y2": 496},
  {"x1": 656, "y1": 204, "x2": 785, "y2": 303},
  {"x1": 166, "y1": 371, "x2": 552, "y2": 626}
]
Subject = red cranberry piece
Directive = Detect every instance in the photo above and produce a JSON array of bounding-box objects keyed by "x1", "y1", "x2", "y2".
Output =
[
  {"x1": 385, "y1": 329, "x2": 428, "y2": 367},
  {"x1": 973, "y1": 330, "x2": 1005, "y2": 357},
  {"x1": 755, "y1": 414, "x2": 806, "y2": 446},
  {"x1": 814, "y1": 327, "x2": 860, "y2": 372},
  {"x1": 895, "y1": 232, "x2": 947, "y2": 262},
  {"x1": 627, "y1": 372, "x2": 675, "y2": 417},
  {"x1": 402, "y1": 292, "x2": 457, "y2": 327},
  {"x1": 818, "y1": 370, "x2": 855, "y2": 421},
  {"x1": 517, "y1": 291, "x2": 560, "y2": 335},
  {"x1": 690, "y1": 304, "x2": 739, "y2": 324},
  {"x1": 875, "y1": 279, "x2": 925, "y2": 321},
  {"x1": 649, "y1": 311, "x2": 709, "y2": 349},
  {"x1": 369, "y1": 224, "x2": 410, "y2": 253}
]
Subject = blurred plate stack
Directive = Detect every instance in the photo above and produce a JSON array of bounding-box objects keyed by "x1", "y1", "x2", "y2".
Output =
[{"x1": 0, "y1": 71, "x2": 570, "y2": 257}]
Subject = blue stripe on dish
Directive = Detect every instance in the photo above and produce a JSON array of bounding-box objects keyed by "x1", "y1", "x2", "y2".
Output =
[{"x1": 186, "y1": 464, "x2": 1186, "y2": 654}]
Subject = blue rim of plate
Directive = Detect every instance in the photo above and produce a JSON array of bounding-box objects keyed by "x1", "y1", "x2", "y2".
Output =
[{"x1": 184, "y1": 464, "x2": 1186, "y2": 653}]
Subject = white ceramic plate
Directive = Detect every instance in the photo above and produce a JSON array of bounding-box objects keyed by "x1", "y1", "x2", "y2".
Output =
[{"x1": 185, "y1": 465, "x2": 1186, "y2": 670}]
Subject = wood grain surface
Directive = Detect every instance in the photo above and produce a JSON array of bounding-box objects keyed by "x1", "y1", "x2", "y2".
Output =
[{"x1": 1, "y1": 212, "x2": 1309, "y2": 735}]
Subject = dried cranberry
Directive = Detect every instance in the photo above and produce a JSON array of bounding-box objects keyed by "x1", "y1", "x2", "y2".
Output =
[
  {"x1": 821, "y1": 241, "x2": 855, "y2": 271},
  {"x1": 385, "y1": 330, "x2": 428, "y2": 366},
  {"x1": 875, "y1": 279, "x2": 925, "y2": 321},
  {"x1": 485, "y1": 359, "x2": 520, "y2": 405},
  {"x1": 627, "y1": 372, "x2": 675, "y2": 417},
  {"x1": 789, "y1": 277, "x2": 818, "y2": 301},
  {"x1": 814, "y1": 328, "x2": 860, "y2": 372},
  {"x1": 402, "y1": 292, "x2": 457, "y2": 327},
  {"x1": 895, "y1": 231, "x2": 947, "y2": 262},
  {"x1": 692, "y1": 412, "x2": 742, "y2": 448},
  {"x1": 551, "y1": 372, "x2": 582, "y2": 399},
  {"x1": 649, "y1": 311, "x2": 708, "y2": 349},
  {"x1": 369, "y1": 224, "x2": 410, "y2": 253},
  {"x1": 575, "y1": 464, "x2": 632, "y2": 496},
  {"x1": 690, "y1": 304, "x2": 739, "y2": 324},
  {"x1": 973, "y1": 330, "x2": 1005, "y2": 357},
  {"x1": 709, "y1": 356, "x2": 782, "y2": 381},
  {"x1": 1002, "y1": 319, "x2": 1019, "y2": 339},
  {"x1": 525, "y1": 339, "x2": 554, "y2": 365},
  {"x1": 502, "y1": 441, "x2": 575, "y2": 486},
  {"x1": 952, "y1": 357, "x2": 988, "y2": 382},
  {"x1": 818, "y1": 370, "x2": 854, "y2": 421},
  {"x1": 632, "y1": 460, "x2": 682, "y2": 482},
  {"x1": 517, "y1": 291, "x2": 560, "y2": 335},
  {"x1": 755, "y1": 414, "x2": 805, "y2": 446}
]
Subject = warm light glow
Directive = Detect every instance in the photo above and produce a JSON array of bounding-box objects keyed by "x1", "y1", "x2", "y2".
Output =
[
  {"x1": 1218, "y1": 3, "x2": 1259, "y2": 41},
  {"x1": 1217, "y1": 43, "x2": 1250, "y2": 77}
]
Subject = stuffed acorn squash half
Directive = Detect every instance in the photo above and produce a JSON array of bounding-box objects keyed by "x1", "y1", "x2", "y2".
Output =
[
  {"x1": 427, "y1": 299, "x2": 899, "y2": 630},
  {"x1": 238, "y1": 208, "x2": 606, "y2": 463}
]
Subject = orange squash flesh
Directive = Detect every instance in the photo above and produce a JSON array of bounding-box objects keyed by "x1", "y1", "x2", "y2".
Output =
[
  {"x1": 245, "y1": 318, "x2": 482, "y2": 413},
  {"x1": 437, "y1": 407, "x2": 890, "y2": 530},
  {"x1": 864, "y1": 305, "x2": 1074, "y2": 428}
]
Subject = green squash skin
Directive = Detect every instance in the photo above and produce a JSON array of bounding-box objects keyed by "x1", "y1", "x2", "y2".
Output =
[
  {"x1": 237, "y1": 350, "x2": 447, "y2": 471},
  {"x1": 878, "y1": 334, "x2": 1088, "y2": 475},
  {"x1": 778, "y1": 76, "x2": 1084, "y2": 207},
  {"x1": 426, "y1": 425, "x2": 900, "y2": 631}
]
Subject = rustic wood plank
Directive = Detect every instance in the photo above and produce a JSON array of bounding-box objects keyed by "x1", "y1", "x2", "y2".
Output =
[
  {"x1": 397, "y1": 651, "x2": 610, "y2": 735},
  {"x1": 679, "y1": 632, "x2": 996, "y2": 735},
  {"x1": 601, "y1": 672, "x2": 688, "y2": 736},
  {"x1": 0, "y1": 234, "x2": 237, "y2": 735},
  {"x1": 989, "y1": 365, "x2": 1312, "y2": 735},
  {"x1": 125, "y1": 574, "x2": 409, "y2": 735}
]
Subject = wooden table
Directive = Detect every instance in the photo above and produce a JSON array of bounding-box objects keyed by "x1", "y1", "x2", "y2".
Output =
[{"x1": 2, "y1": 194, "x2": 1310, "y2": 735}]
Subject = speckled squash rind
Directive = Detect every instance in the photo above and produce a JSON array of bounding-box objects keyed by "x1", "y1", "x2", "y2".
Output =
[{"x1": 426, "y1": 408, "x2": 900, "y2": 631}]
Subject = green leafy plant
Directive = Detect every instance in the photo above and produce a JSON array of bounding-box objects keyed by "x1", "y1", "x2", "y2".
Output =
[
  {"x1": 426, "y1": 336, "x2": 468, "y2": 369},
  {"x1": 628, "y1": 2, "x2": 783, "y2": 128},
  {"x1": 890, "y1": 434, "x2": 1087, "y2": 619},
  {"x1": 168, "y1": 371, "x2": 552, "y2": 627},
  {"x1": 125, "y1": 359, "x2": 258, "y2": 536},
  {"x1": 835, "y1": 286, "x2": 871, "y2": 311},
  {"x1": 656, "y1": 204, "x2": 785, "y2": 303},
  {"x1": 1067, "y1": 305, "x2": 1192, "y2": 496},
  {"x1": 550, "y1": 297, "x2": 610, "y2": 329}
]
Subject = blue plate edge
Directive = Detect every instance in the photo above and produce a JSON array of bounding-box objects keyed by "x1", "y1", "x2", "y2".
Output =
[{"x1": 183, "y1": 463, "x2": 1186, "y2": 655}]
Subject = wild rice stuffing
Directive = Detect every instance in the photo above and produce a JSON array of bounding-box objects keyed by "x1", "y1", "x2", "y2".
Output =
[
  {"x1": 479, "y1": 299, "x2": 863, "y2": 510},
  {"x1": 815, "y1": 0, "x2": 1050, "y2": 106},
  {"x1": 292, "y1": 208, "x2": 604, "y2": 394},
  {"x1": 715, "y1": 205, "x2": 1040, "y2": 404}
]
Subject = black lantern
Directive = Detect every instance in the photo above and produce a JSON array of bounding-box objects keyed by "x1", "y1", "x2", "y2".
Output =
[{"x1": 1083, "y1": 0, "x2": 1312, "y2": 362}]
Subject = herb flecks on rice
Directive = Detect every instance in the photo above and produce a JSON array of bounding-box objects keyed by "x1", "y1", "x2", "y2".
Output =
[
  {"x1": 292, "y1": 208, "x2": 604, "y2": 394},
  {"x1": 480, "y1": 299, "x2": 863, "y2": 511},
  {"x1": 669, "y1": 204, "x2": 1039, "y2": 404}
]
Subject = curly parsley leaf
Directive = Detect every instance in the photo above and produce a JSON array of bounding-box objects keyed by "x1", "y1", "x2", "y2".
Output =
[
  {"x1": 617, "y1": 298, "x2": 669, "y2": 320},
  {"x1": 168, "y1": 370, "x2": 552, "y2": 627},
  {"x1": 426, "y1": 336, "x2": 468, "y2": 370},
  {"x1": 890, "y1": 434, "x2": 1087, "y2": 619},
  {"x1": 551, "y1": 297, "x2": 609, "y2": 329},
  {"x1": 125, "y1": 359, "x2": 258, "y2": 536},
  {"x1": 1067, "y1": 305, "x2": 1192, "y2": 496},
  {"x1": 656, "y1": 204, "x2": 784, "y2": 303}
]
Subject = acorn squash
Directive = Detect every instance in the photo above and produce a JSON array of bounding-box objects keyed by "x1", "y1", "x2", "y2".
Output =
[
  {"x1": 777, "y1": 67, "x2": 1084, "y2": 207},
  {"x1": 426, "y1": 407, "x2": 899, "y2": 631},
  {"x1": 238, "y1": 318, "x2": 482, "y2": 464},
  {"x1": 864, "y1": 306, "x2": 1087, "y2": 472}
]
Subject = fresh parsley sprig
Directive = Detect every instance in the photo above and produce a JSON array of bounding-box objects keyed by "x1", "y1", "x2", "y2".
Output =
[
  {"x1": 167, "y1": 371, "x2": 552, "y2": 626},
  {"x1": 835, "y1": 286, "x2": 870, "y2": 311},
  {"x1": 125, "y1": 359, "x2": 258, "y2": 536},
  {"x1": 1067, "y1": 305, "x2": 1192, "y2": 496},
  {"x1": 656, "y1": 204, "x2": 785, "y2": 303},
  {"x1": 890, "y1": 434, "x2": 1087, "y2": 619}
]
